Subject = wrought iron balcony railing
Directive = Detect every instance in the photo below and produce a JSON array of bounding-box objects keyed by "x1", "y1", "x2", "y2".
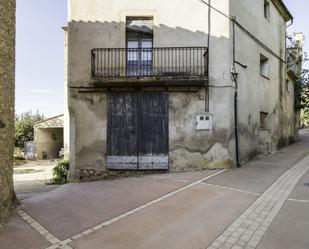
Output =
[{"x1": 91, "y1": 47, "x2": 208, "y2": 79}]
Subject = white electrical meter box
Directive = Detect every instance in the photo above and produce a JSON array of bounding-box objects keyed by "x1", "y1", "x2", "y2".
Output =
[{"x1": 196, "y1": 114, "x2": 213, "y2": 130}]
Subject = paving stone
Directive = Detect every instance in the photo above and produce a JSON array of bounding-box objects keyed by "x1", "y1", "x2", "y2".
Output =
[
  {"x1": 232, "y1": 245, "x2": 242, "y2": 249},
  {"x1": 207, "y1": 155, "x2": 309, "y2": 249},
  {"x1": 71, "y1": 233, "x2": 83, "y2": 240}
]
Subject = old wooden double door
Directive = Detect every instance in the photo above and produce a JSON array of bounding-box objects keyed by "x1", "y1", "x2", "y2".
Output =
[{"x1": 107, "y1": 92, "x2": 169, "y2": 170}]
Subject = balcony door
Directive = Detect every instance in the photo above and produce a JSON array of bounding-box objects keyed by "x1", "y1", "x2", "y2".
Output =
[{"x1": 126, "y1": 17, "x2": 153, "y2": 76}]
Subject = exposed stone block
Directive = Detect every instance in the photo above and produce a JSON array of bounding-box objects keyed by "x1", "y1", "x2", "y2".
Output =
[{"x1": 0, "y1": 0, "x2": 16, "y2": 226}]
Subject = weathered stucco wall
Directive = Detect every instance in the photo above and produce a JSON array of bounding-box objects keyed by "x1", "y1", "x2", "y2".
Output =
[
  {"x1": 68, "y1": 90, "x2": 107, "y2": 180},
  {"x1": 34, "y1": 115, "x2": 64, "y2": 160},
  {"x1": 281, "y1": 74, "x2": 297, "y2": 143},
  {"x1": 67, "y1": 0, "x2": 234, "y2": 180},
  {"x1": 34, "y1": 128, "x2": 64, "y2": 160},
  {"x1": 64, "y1": 28, "x2": 70, "y2": 159},
  {"x1": 66, "y1": 0, "x2": 295, "y2": 180},
  {"x1": 0, "y1": 0, "x2": 16, "y2": 226},
  {"x1": 230, "y1": 0, "x2": 296, "y2": 161},
  {"x1": 67, "y1": 0, "x2": 231, "y2": 87},
  {"x1": 169, "y1": 90, "x2": 233, "y2": 171},
  {"x1": 68, "y1": 88, "x2": 234, "y2": 181}
]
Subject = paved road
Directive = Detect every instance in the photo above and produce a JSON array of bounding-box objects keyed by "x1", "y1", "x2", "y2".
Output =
[
  {"x1": 13, "y1": 160, "x2": 59, "y2": 200},
  {"x1": 1, "y1": 131, "x2": 309, "y2": 249}
]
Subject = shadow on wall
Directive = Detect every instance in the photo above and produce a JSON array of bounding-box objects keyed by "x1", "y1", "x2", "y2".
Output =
[
  {"x1": 35, "y1": 128, "x2": 64, "y2": 160},
  {"x1": 67, "y1": 20, "x2": 231, "y2": 85},
  {"x1": 67, "y1": 20, "x2": 273, "y2": 174}
]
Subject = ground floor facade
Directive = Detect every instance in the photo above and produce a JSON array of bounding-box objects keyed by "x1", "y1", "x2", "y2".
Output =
[
  {"x1": 67, "y1": 82, "x2": 297, "y2": 181},
  {"x1": 67, "y1": 86, "x2": 234, "y2": 181}
]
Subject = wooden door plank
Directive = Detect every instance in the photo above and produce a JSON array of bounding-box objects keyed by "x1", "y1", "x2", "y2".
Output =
[
  {"x1": 138, "y1": 92, "x2": 169, "y2": 170},
  {"x1": 107, "y1": 92, "x2": 138, "y2": 169}
]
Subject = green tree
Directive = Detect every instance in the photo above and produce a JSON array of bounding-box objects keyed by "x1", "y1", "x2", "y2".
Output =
[
  {"x1": 14, "y1": 111, "x2": 44, "y2": 148},
  {"x1": 299, "y1": 67, "x2": 309, "y2": 120},
  {"x1": 294, "y1": 52, "x2": 309, "y2": 118},
  {"x1": 295, "y1": 68, "x2": 308, "y2": 110}
]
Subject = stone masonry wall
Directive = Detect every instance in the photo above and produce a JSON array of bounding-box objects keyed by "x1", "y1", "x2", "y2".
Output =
[{"x1": 0, "y1": 0, "x2": 16, "y2": 226}]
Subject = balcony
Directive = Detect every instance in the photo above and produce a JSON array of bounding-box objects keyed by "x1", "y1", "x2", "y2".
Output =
[
  {"x1": 286, "y1": 48, "x2": 302, "y2": 80},
  {"x1": 91, "y1": 47, "x2": 208, "y2": 87}
]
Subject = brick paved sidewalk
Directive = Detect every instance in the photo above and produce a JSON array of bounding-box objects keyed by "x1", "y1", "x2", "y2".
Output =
[
  {"x1": 1, "y1": 131, "x2": 309, "y2": 249},
  {"x1": 207, "y1": 155, "x2": 309, "y2": 249}
]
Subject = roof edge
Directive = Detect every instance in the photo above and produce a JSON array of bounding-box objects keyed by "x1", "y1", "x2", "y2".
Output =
[
  {"x1": 271, "y1": 0, "x2": 293, "y2": 22},
  {"x1": 34, "y1": 114, "x2": 64, "y2": 125}
]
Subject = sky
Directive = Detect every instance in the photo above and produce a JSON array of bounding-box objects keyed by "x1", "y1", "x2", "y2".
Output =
[
  {"x1": 285, "y1": 0, "x2": 309, "y2": 67},
  {"x1": 15, "y1": 0, "x2": 309, "y2": 117},
  {"x1": 16, "y1": 0, "x2": 67, "y2": 117}
]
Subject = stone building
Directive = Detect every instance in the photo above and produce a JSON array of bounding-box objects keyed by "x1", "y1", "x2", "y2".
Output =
[
  {"x1": 0, "y1": 0, "x2": 16, "y2": 225},
  {"x1": 64, "y1": 0, "x2": 296, "y2": 181},
  {"x1": 34, "y1": 115, "x2": 64, "y2": 160}
]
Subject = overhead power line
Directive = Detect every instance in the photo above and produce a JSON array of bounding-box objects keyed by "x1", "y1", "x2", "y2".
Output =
[
  {"x1": 199, "y1": 0, "x2": 233, "y2": 21},
  {"x1": 199, "y1": 0, "x2": 286, "y2": 63}
]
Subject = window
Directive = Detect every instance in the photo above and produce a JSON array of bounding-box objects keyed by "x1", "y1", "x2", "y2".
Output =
[
  {"x1": 264, "y1": 0, "x2": 270, "y2": 19},
  {"x1": 260, "y1": 54, "x2": 269, "y2": 78},
  {"x1": 126, "y1": 17, "x2": 153, "y2": 76},
  {"x1": 260, "y1": 112, "x2": 268, "y2": 129}
]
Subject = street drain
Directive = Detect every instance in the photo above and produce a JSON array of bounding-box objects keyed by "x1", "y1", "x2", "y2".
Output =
[{"x1": 304, "y1": 183, "x2": 309, "y2": 187}]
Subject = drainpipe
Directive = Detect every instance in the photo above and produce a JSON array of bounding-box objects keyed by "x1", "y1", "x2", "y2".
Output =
[
  {"x1": 205, "y1": 0, "x2": 211, "y2": 112},
  {"x1": 285, "y1": 18, "x2": 294, "y2": 62},
  {"x1": 232, "y1": 17, "x2": 241, "y2": 168},
  {"x1": 234, "y1": 89, "x2": 240, "y2": 167},
  {"x1": 286, "y1": 18, "x2": 294, "y2": 28}
]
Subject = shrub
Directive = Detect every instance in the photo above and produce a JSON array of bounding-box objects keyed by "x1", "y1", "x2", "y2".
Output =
[
  {"x1": 15, "y1": 111, "x2": 44, "y2": 148},
  {"x1": 14, "y1": 156, "x2": 26, "y2": 161},
  {"x1": 52, "y1": 159, "x2": 70, "y2": 184},
  {"x1": 14, "y1": 147, "x2": 25, "y2": 158}
]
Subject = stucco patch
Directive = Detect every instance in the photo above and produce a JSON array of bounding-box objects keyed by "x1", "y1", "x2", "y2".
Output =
[{"x1": 170, "y1": 143, "x2": 233, "y2": 171}]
